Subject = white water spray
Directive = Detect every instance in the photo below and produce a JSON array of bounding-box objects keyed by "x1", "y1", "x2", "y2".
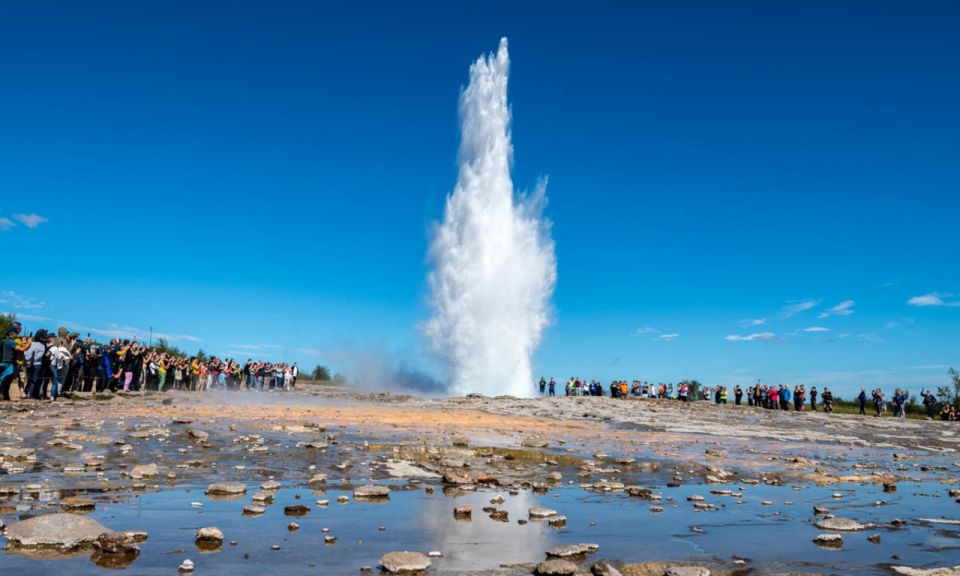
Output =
[{"x1": 426, "y1": 38, "x2": 557, "y2": 397}]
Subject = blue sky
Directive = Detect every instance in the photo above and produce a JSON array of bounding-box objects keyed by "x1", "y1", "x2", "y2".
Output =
[{"x1": 1, "y1": 0, "x2": 958, "y2": 396}]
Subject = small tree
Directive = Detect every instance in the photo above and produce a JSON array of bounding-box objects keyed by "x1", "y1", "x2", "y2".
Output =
[
  {"x1": 194, "y1": 348, "x2": 208, "y2": 362},
  {"x1": 311, "y1": 365, "x2": 331, "y2": 381},
  {"x1": 154, "y1": 337, "x2": 184, "y2": 357},
  {"x1": 685, "y1": 379, "x2": 703, "y2": 400},
  {"x1": 938, "y1": 368, "x2": 960, "y2": 409},
  {"x1": 0, "y1": 312, "x2": 16, "y2": 337}
]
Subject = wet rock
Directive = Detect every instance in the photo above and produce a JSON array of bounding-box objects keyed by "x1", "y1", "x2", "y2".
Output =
[
  {"x1": 252, "y1": 491, "x2": 274, "y2": 504},
  {"x1": 284, "y1": 505, "x2": 311, "y2": 516},
  {"x1": 815, "y1": 517, "x2": 868, "y2": 531},
  {"x1": 427, "y1": 550, "x2": 442, "y2": 558},
  {"x1": 537, "y1": 559, "x2": 577, "y2": 575},
  {"x1": 451, "y1": 436, "x2": 470, "y2": 447},
  {"x1": 489, "y1": 510, "x2": 509, "y2": 522},
  {"x1": 196, "y1": 527, "x2": 224, "y2": 544},
  {"x1": 179, "y1": 559, "x2": 195, "y2": 572},
  {"x1": 591, "y1": 560, "x2": 623, "y2": 576},
  {"x1": 529, "y1": 507, "x2": 558, "y2": 519},
  {"x1": 353, "y1": 485, "x2": 391, "y2": 500},
  {"x1": 206, "y1": 482, "x2": 247, "y2": 495},
  {"x1": 664, "y1": 568, "x2": 711, "y2": 576},
  {"x1": 242, "y1": 505, "x2": 265, "y2": 515},
  {"x1": 130, "y1": 463, "x2": 159, "y2": 478},
  {"x1": 813, "y1": 533, "x2": 843, "y2": 547},
  {"x1": 309, "y1": 473, "x2": 328, "y2": 484},
  {"x1": 546, "y1": 543, "x2": 600, "y2": 558},
  {"x1": 868, "y1": 534, "x2": 881, "y2": 543},
  {"x1": 547, "y1": 471, "x2": 563, "y2": 482},
  {"x1": 379, "y1": 550, "x2": 432, "y2": 573},
  {"x1": 93, "y1": 531, "x2": 140, "y2": 554},
  {"x1": 813, "y1": 505, "x2": 830, "y2": 515},
  {"x1": 288, "y1": 522, "x2": 299, "y2": 531},
  {"x1": 5, "y1": 512, "x2": 109, "y2": 549},
  {"x1": 627, "y1": 487, "x2": 653, "y2": 499},
  {"x1": 548, "y1": 515, "x2": 567, "y2": 527},
  {"x1": 260, "y1": 479, "x2": 281, "y2": 491},
  {"x1": 61, "y1": 496, "x2": 96, "y2": 511},
  {"x1": 454, "y1": 505, "x2": 472, "y2": 518},
  {"x1": 187, "y1": 430, "x2": 210, "y2": 442},
  {"x1": 443, "y1": 470, "x2": 472, "y2": 485}
]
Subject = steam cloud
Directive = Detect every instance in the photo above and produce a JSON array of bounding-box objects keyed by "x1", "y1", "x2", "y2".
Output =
[{"x1": 426, "y1": 38, "x2": 557, "y2": 397}]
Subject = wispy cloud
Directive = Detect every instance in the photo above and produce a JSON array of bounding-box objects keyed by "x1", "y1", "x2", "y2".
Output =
[
  {"x1": 0, "y1": 290, "x2": 45, "y2": 310},
  {"x1": 738, "y1": 318, "x2": 767, "y2": 327},
  {"x1": 908, "y1": 292, "x2": 960, "y2": 308},
  {"x1": 637, "y1": 326, "x2": 679, "y2": 342},
  {"x1": 725, "y1": 332, "x2": 776, "y2": 342},
  {"x1": 801, "y1": 326, "x2": 830, "y2": 333},
  {"x1": 857, "y1": 332, "x2": 883, "y2": 343},
  {"x1": 0, "y1": 217, "x2": 14, "y2": 231},
  {"x1": 908, "y1": 364, "x2": 953, "y2": 370},
  {"x1": 227, "y1": 343, "x2": 282, "y2": 351},
  {"x1": 12, "y1": 213, "x2": 48, "y2": 229},
  {"x1": 818, "y1": 299, "x2": 855, "y2": 318},
  {"x1": 779, "y1": 299, "x2": 819, "y2": 319}
]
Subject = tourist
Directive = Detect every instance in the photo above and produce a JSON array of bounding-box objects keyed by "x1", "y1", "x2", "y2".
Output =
[
  {"x1": 858, "y1": 388, "x2": 867, "y2": 415},
  {"x1": 810, "y1": 386, "x2": 818, "y2": 411},
  {"x1": 921, "y1": 389, "x2": 936, "y2": 418}
]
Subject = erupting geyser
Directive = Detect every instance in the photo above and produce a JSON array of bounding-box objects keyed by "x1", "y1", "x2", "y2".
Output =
[{"x1": 426, "y1": 38, "x2": 557, "y2": 397}]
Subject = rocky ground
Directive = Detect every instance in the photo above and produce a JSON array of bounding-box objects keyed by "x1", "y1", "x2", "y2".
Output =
[{"x1": 0, "y1": 386, "x2": 958, "y2": 575}]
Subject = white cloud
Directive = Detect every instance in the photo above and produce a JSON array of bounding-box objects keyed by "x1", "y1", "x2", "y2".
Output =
[
  {"x1": 818, "y1": 299, "x2": 855, "y2": 318},
  {"x1": 857, "y1": 332, "x2": 883, "y2": 343},
  {"x1": 738, "y1": 318, "x2": 767, "y2": 327},
  {"x1": 908, "y1": 364, "x2": 952, "y2": 370},
  {"x1": 801, "y1": 326, "x2": 830, "y2": 333},
  {"x1": 0, "y1": 290, "x2": 45, "y2": 310},
  {"x1": 780, "y1": 299, "x2": 819, "y2": 319},
  {"x1": 637, "y1": 326, "x2": 678, "y2": 341},
  {"x1": 12, "y1": 213, "x2": 48, "y2": 229},
  {"x1": 636, "y1": 326, "x2": 659, "y2": 335},
  {"x1": 228, "y1": 343, "x2": 282, "y2": 351},
  {"x1": 658, "y1": 333, "x2": 679, "y2": 341},
  {"x1": 908, "y1": 292, "x2": 960, "y2": 307},
  {"x1": 725, "y1": 332, "x2": 776, "y2": 342},
  {"x1": 0, "y1": 217, "x2": 14, "y2": 231}
]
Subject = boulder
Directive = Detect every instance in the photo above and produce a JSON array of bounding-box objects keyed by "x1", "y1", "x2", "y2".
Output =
[
  {"x1": 61, "y1": 496, "x2": 96, "y2": 510},
  {"x1": 187, "y1": 430, "x2": 209, "y2": 442},
  {"x1": 260, "y1": 479, "x2": 281, "y2": 491},
  {"x1": 891, "y1": 567, "x2": 960, "y2": 576},
  {"x1": 5, "y1": 512, "x2": 109, "y2": 550},
  {"x1": 591, "y1": 560, "x2": 623, "y2": 576},
  {"x1": 813, "y1": 533, "x2": 843, "y2": 547},
  {"x1": 195, "y1": 527, "x2": 224, "y2": 543},
  {"x1": 379, "y1": 551, "x2": 432, "y2": 573},
  {"x1": 93, "y1": 531, "x2": 140, "y2": 554}
]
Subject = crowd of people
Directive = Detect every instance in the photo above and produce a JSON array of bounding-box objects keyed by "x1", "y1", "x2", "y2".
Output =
[
  {"x1": 0, "y1": 321, "x2": 299, "y2": 401},
  {"x1": 536, "y1": 376, "x2": 956, "y2": 420}
]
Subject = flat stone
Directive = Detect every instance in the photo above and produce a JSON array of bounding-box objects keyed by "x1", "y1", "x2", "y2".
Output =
[
  {"x1": 61, "y1": 496, "x2": 96, "y2": 510},
  {"x1": 242, "y1": 505, "x2": 265, "y2": 515},
  {"x1": 379, "y1": 550, "x2": 432, "y2": 573},
  {"x1": 309, "y1": 474, "x2": 328, "y2": 484},
  {"x1": 353, "y1": 485, "x2": 391, "y2": 499},
  {"x1": 130, "y1": 463, "x2": 159, "y2": 478},
  {"x1": 206, "y1": 482, "x2": 247, "y2": 495},
  {"x1": 815, "y1": 517, "x2": 868, "y2": 531},
  {"x1": 454, "y1": 505, "x2": 472, "y2": 517},
  {"x1": 546, "y1": 543, "x2": 600, "y2": 558},
  {"x1": 521, "y1": 437, "x2": 549, "y2": 448},
  {"x1": 5, "y1": 512, "x2": 109, "y2": 549},
  {"x1": 891, "y1": 567, "x2": 960, "y2": 576},
  {"x1": 537, "y1": 559, "x2": 577, "y2": 575},
  {"x1": 187, "y1": 430, "x2": 209, "y2": 442},
  {"x1": 529, "y1": 507, "x2": 558, "y2": 518},
  {"x1": 260, "y1": 479, "x2": 281, "y2": 491}
]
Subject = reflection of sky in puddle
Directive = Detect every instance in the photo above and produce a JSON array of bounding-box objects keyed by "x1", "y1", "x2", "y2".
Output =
[{"x1": 2, "y1": 479, "x2": 959, "y2": 575}]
